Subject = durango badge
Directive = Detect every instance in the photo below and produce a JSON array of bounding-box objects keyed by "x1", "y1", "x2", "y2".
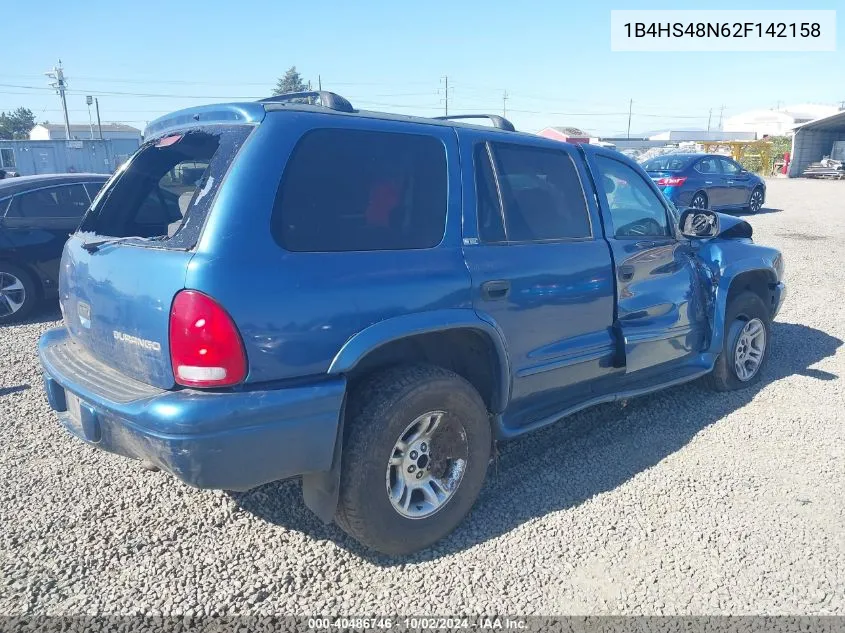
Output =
[{"x1": 113, "y1": 331, "x2": 162, "y2": 352}]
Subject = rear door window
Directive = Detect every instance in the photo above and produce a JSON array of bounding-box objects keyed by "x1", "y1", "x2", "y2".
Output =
[
  {"x1": 9, "y1": 184, "x2": 90, "y2": 219},
  {"x1": 78, "y1": 125, "x2": 253, "y2": 249},
  {"x1": 488, "y1": 143, "x2": 592, "y2": 242},
  {"x1": 271, "y1": 128, "x2": 447, "y2": 252}
]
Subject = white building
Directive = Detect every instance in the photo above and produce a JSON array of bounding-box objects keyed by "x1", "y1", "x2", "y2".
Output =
[
  {"x1": 647, "y1": 130, "x2": 756, "y2": 142},
  {"x1": 723, "y1": 105, "x2": 841, "y2": 138},
  {"x1": 29, "y1": 123, "x2": 142, "y2": 142}
]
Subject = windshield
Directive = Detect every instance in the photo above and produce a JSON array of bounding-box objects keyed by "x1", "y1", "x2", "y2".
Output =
[{"x1": 642, "y1": 155, "x2": 693, "y2": 172}]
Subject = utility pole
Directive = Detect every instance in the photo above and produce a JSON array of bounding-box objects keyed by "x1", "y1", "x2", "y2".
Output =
[
  {"x1": 707, "y1": 108, "x2": 713, "y2": 132},
  {"x1": 94, "y1": 98, "x2": 103, "y2": 140},
  {"x1": 718, "y1": 104, "x2": 726, "y2": 130},
  {"x1": 85, "y1": 95, "x2": 95, "y2": 139},
  {"x1": 46, "y1": 60, "x2": 71, "y2": 140},
  {"x1": 626, "y1": 99, "x2": 633, "y2": 139},
  {"x1": 318, "y1": 75, "x2": 322, "y2": 91},
  {"x1": 503, "y1": 90, "x2": 508, "y2": 118},
  {"x1": 441, "y1": 76, "x2": 449, "y2": 116}
]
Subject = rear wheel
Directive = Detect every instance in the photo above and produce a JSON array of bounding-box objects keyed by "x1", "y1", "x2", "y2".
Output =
[
  {"x1": 335, "y1": 365, "x2": 491, "y2": 555},
  {"x1": 690, "y1": 191, "x2": 708, "y2": 210},
  {"x1": 747, "y1": 186, "x2": 764, "y2": 213},
  {"x1": 0, "y1": 263, "x2": 37, "y2": 324},
  {"x1": 707, "y1": 291, "x2": 771, "y2": 391}
]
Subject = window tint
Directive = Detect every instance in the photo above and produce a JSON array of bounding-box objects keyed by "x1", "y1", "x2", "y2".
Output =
[
  {"x1": 84, "y1": 181, "x2": 105, "y2": 200},
  {"x1": 719, "y1": 157, "x2": 741, "y2": 174},
  {"x1": 642, "y1": 155, "x2": 691, "y2": 171},
  {"x1": 475, "y1": 144, "x2": 505, "y2": 243},
  {"x1": 273, "y1": 128, "x2": 447, "y2": 252},
  {"x1": 595, "y1": 156, "x2": 670, "y2": 238},
  {"x1": 14, "y1": 184, "x2": 90, "y2": 219},
  {"x1": 491, "y1": 144, "x2": 591, "y2": 242},
  {"x1": 694, "y1": 157, "x2": 720, "y2": 174}
]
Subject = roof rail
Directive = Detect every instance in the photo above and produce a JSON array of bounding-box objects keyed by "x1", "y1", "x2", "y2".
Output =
[
  {"x1": 258, "y1": 91, "x2": 354, "y2": 113},
  {"x1": 433, "y1": 114, "x2": 516, "y2": 132}
]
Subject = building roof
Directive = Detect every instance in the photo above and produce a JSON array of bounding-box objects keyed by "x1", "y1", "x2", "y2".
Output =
[
  {"x1": 793, "y1": 109, "x2": 845, "y2": 132},
  {"x1": 35, "y1": 123, "x2": 141, "y2": 133},
  {"x1": 547, "y1": 126, "x2": 590, "y2": 137}
]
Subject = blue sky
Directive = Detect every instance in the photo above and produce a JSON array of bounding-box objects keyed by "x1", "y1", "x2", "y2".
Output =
[{"x1": 2, "y1": 0, "x2": 842, "y2": 136}]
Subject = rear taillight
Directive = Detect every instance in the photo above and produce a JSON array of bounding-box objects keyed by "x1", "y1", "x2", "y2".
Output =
[
  {"x1": 656, "y1": 176, "x2": 687, "y2": 186},
  {"x1": 169, "y1": 290, "x2": 246, "y2": 388}
]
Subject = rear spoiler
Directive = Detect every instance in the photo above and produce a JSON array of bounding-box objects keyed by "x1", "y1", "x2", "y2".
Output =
[{"x1": 144, "y1": 103, "x2": 266, "y2": 140}]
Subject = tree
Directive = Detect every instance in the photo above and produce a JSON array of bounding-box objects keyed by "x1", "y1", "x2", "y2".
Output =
[
  {"x1": 0, "y1": 107, "x2": 36, "y2": 140},
  {"x1": 273, "y1": 66, "x2": 309, "y2": 96}
]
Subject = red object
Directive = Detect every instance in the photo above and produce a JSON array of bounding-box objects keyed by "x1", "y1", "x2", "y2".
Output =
[
  {"x1": 169, "y1": 290, "x2": 247, "y2": 388},
  {"x1": 656, "y1": 176, "x2": 687, "y2": 186},
  {"x1": 365, "y1": 181, "x2": 401, "y2": 227},
  {"x1": 781, "y1": 151, "x2": 790, "y2": 175}
]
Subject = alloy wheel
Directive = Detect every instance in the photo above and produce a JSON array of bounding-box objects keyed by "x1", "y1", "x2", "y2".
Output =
[
  {"x1": 750, "y1": 189, "x2": 763, "y2": 212},
  {"x1": 734, "y1": 318, "x2": 766, "y2": 381},
  {"x1": 385, "y1": 410, "x2": 468, "y2": 519},
  {"x1": 691, "y1": 194, "x2": 707, "y2": 209},
  {"x1": 0, "y1": 272, "x2": 26, "y2": 318}
]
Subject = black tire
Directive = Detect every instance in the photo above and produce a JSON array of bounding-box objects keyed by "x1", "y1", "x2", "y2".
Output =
[
  {"x1": 747, "y1": 186, "x2": 764, "y2": 213},
  {"x1": 707, "y1": 291, "x2": 771, "y2": 392},
  {"x1": 690, "y1": 191, "x2": 708, "y2": 210},
  {"x1": 335, "y1": 364, "x2": 491, "y2": 555},
  {"x1": 0, "y1": 262, "x2": 38, "y2": 324}
]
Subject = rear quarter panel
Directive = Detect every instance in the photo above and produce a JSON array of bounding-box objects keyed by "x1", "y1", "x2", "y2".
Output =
[{"x1": 186, "y1": 111, "x2": 471, "y2": 383}]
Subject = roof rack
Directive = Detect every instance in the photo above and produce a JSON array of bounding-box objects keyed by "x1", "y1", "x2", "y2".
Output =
[
  {"x1": 433, "y1": 114, "x2": 516, "y2": 131},
  {"x1": 258, "y1": 91, "x2": 354, "y2": 113}
]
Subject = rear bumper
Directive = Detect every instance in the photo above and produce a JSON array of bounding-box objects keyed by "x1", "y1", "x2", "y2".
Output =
[{"x1": 38, "y1": 328, "x2": 345, "y2": 491}]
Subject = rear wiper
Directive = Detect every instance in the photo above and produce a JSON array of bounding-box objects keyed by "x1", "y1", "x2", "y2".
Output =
[{"x1": 81, "y1": 235, "x2": 164, "y2": 253}]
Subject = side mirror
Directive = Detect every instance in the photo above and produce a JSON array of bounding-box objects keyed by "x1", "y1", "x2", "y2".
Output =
[{"x1": 679, "y1": 208, "x2": 720, "y2": 238}]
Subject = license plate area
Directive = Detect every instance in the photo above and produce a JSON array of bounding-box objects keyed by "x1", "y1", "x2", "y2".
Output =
[{"x1": 64, "y1": 391, "x2": 84, "y2": 435}]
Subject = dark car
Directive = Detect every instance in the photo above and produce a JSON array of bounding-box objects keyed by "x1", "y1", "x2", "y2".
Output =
[
  {"x1": 38, "y1": 93, "x2": 785, "y2": 555},
  {"x1": 0, "y1": 173, "x2": 109, "y2": 323},
  {"x1": 641, "y1": 153, "x2": 766, "y2": 213}
]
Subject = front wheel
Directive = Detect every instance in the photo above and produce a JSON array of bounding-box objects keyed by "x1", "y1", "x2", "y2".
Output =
[
  {"x1": 707, "y1": 291, "x2": 771, "y2": 391},
  {"x1": 335, "y1": 365, "x2": 491, "y2": 555}
]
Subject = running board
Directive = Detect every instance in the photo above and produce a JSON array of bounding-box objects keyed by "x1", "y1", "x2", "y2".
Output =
[{"x1": 494, "y1": 364, "x2": 714, "y2": 440}]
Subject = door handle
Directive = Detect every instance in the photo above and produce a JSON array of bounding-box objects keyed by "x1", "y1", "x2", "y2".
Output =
[
  {"x1": 705, "y1": 181, "x2": 713, "y2": 184},
  {"x1": 618, "y1": 265, "x2": 635, "y2": 282},
  {"x1": 481, "y1": 280, "x2": 510, "y2": 300},
  {"x1": 726, "y1": 180, "x2": 734, "y2": 184}
]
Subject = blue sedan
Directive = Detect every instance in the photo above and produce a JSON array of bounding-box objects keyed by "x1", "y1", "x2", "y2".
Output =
[{"x1": 641, "y1": 153, "x2": 766, "y2": 213}]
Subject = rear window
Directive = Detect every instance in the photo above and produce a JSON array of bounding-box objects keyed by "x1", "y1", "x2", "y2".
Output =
[
  {"x1": 271, "y1": 128, "x2": 447, "y2": 252},
  {"x1": 78, "y1": 125, "x2": 252, "y2": 249},
  {"x1": 642, "y1": 156, "x2": 692, "y2": 172}
]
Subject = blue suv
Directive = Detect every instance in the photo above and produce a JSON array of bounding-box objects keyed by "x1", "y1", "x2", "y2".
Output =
[{"x1": 38, "y1": 92, "x2": 785, "y2": 555}]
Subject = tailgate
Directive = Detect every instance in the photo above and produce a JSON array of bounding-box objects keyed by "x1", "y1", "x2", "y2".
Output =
[{"x1": 61, "y1": 235, "x2": 192, "y2": 389}]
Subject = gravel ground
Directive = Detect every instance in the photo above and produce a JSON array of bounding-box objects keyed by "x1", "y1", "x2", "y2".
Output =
[{"x1": 1, "y1": 178, "x2": 843, "y2": 616}]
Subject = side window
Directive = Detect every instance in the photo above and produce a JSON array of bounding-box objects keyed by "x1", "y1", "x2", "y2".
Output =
[
  {"x1": 474, "y1": 144, "x2": 505, "y2": 243},
  {"x1": 490, "y1": 143, "x2": 591, "y2": 242},
  {"x1": 13, "y1": 184, "x2": 89, "y2": 219},
  {"x1": 719, "y1": 158, "x2": 741, "y2": 175},
  {"x1": 694, "y1": 157, "x2": 720, "y2": 174},
  {"x1": 84, "y1": 181, "x2": 105, "y2": 201},
  {"x1": 594, "y1": 156, "x2": 670, "y2": 238},
  {"x1": 272, "y1": 128, "x2": 447, "y2": 252}
]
